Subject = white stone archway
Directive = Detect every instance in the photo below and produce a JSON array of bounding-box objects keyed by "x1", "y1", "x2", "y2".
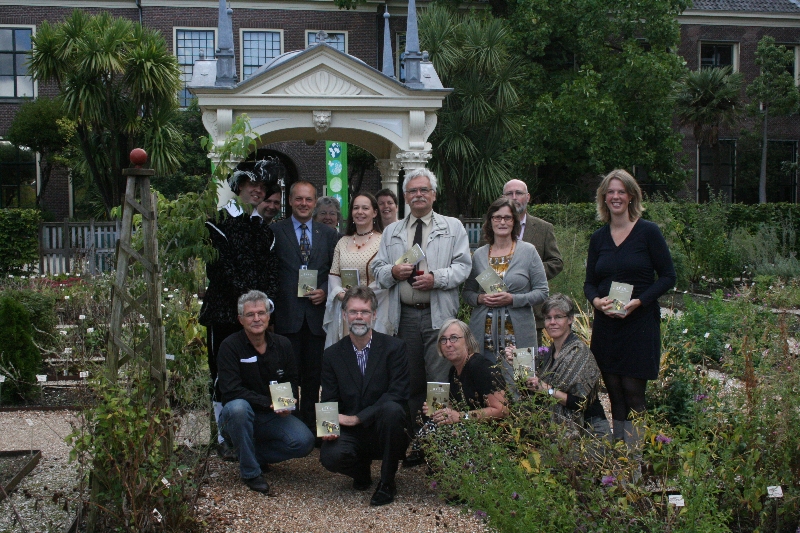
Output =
[{"x1": 189, "y1": 41, "x2": 450, "y2": 206}]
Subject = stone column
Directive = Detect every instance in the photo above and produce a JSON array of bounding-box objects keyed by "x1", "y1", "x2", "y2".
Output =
[{"x1": 377, "y1": 158, "x2": 403, "y2": 197}]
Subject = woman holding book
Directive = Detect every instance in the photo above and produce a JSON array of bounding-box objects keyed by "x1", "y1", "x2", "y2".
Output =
[
  {"x1": 584, "y1": 169, "x2": 675, "y2": 450},
  {"x1": 424, "y1": 319, "x2": 508, "y2": 424},
  {"x1": 323, "y1": 193, "x2": 385, "y2": 347},
  {"x1": 462, "y1": 197, "x2": 549, "y2": 394},
  {"x1": 506, "y1": 294, "x2": 610, "y2": 437}
]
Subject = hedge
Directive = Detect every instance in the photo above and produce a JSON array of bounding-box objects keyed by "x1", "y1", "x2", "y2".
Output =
[{"x1": 0, "y1": 209, "x2": 41, "y2": 275}]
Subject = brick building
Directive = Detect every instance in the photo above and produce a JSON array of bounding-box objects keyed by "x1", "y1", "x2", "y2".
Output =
[
  {"x1": 677, "y1": 0, "x2": 800, "y2": 203},
  {"x1": 2, "y1": 0, "x2": 800, "y2": 217},
  {"x1": 0, "y1": 0, "x2": 411, "y2": 218}
]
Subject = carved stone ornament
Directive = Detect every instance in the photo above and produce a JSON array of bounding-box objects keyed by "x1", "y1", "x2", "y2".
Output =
[
  {"x1": 313, "y1": 110, "x2": 332, "y2": 133},
  {"x1": 283, "y1": 71, "x2": 362, "y2": 96}
]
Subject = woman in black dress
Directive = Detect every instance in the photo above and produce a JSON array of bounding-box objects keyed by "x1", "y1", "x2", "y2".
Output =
[{"x1": 583, "y1": 169, "x2": 675, "y2": 450}]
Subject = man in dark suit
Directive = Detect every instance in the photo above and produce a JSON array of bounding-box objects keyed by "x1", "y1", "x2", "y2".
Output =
[
  {"x1": 271, "y1": 180, "x2": 339, "y2": 432},
  {"x1": 319, "y1": 286, "x2": 410, "y2": 506},
  {"x1": 503, "y1": 179, "x2": 563, "y2": 340}
]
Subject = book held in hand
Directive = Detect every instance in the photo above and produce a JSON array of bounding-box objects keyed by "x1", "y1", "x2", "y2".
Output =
[
  {"x1": 608, "y1": 281, "x2": 633, "y2": 316},
  {"x1": 512, "y1": 347, "x2": 535, "y2": 380},
  {"x1": 269, "y1": 382, "x2": 296, "y2": 412},
  {"x1": 426, "y1": 382, "x2": 450, "y2": 412},
  {"x1": 340, "y1": 269, "x2": 360, "y2": 290},
  {"x1": 298, "y1": 269, "x2": 318, "y2": 297},
  {"x1": 476, "y1": 267, "x2": 508, "y2": 294},
  {"x1": 315, "y1": 402, "x2": 340, "y2": 437},
  {"x1": 394, "y1": 243, "x2": 426, "y2": 266}
]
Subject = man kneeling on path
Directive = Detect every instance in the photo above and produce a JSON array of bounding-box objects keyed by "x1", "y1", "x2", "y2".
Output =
[
  {"x1": 320, "y1": 286, "x2": 410, "y2": 506},
  {"x1": 218, "y1": 290, "x2": 316, "y2": 493}
]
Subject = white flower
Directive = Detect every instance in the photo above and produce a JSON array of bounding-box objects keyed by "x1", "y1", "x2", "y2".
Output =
[
  {"x1": 173, "y1": 289, "x2": 178, "y2": 293},
  {"x1": 64, "y1": 296, "x2": 70, "y2": 300},
  {"x1": 86, "y1": 327, "x2": 94, "y2": 334},
  {"x1": 76, "y1": 273, "x2": 81, "y2": 277},
  {"x1": 167, "y1": 294, "x2": 173, "y2": 299},
  {"x1": 165, "y1": 314, "x2": 170, "y2": 318},
  {"x1": 59, "y1": 330, "x2": 68, "y2": 336},
  {"x1": 724, "y1": 343, "x2": 731, "y2": 350},
  {"x1": 41, "y1": 274, "x2": 46, "y2": 278},
  {"x1": 192, "y1": 294, "x2": 198, "y2": 299},
  {"x1": 64, "y1": 348, "x2": 73, "y2": 355},
  {"x1": 682, "y1": 329, "x2": 688, "y2": 334},
  {"x1": 7, "y1": 275, "x2": 12, "y2": 278},
  {"x1": 79, "y1": 314, "x2": 86, "y2": 320},
  {"x1": 704, "y1": 332, "x2": 710, "y2": 339},
  {"x1": 163, "y1": 288, "x2": 169, "y2": 292},
  {"x1": 21, "y1": 275, "x2": 26, "y2": 279}
]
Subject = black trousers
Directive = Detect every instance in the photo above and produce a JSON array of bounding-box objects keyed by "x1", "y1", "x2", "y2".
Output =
[
  {"x1": 320, "y1": 401, "x2": 409, "y2": 484},
  {"x1": 284, "y1": 319, "x2": 325, "y2": 431}
]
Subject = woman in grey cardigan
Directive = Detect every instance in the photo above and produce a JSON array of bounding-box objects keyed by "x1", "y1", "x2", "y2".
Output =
[{"x1": 462, "y1": 197, "x2": 549, "y2": 394}]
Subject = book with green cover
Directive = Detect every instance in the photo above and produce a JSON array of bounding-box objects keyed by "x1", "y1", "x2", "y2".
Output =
[
  {"x1": 608, "y1": 281, "x2": 633, "y2": 316},
  {"x1": 315, "y1": 402, "x2": 340, "y2": 437},
  {"x1": 298, "y1": 269, "x2": 318, "y2": 297},
  {"x1": 394, "y1": 243, "x2": 425, "y2": 266},
  {"x1": 426, "y1": 382, "x2": 450, "y2": 412},
  {"x1": 269, "y1": 382, "x2": 296, "y2": 412},
  {"x1": 340, "y1": 269, "x2": 360, "y2": 290},
  {"x1": 476, "y1": 267, "x2": 508, "y2": 294},
  {"x1": 512, "y1": 347, "x2": 535, "y2": 380}
]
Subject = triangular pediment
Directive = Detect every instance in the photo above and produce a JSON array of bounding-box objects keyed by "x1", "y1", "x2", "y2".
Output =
[{"x1": 232, "y1": 44, "x2": 428, "y2": 99}]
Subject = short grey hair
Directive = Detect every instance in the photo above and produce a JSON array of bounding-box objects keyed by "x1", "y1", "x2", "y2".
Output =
[
  {"x1": 237, "y1": 290, "x2": 274, "y2": 315},
  {"x1": 436, "y1": 318, "x2": 480, "y2": 357},
  {"x1": 541, "y1": 293, "x2": 576, "y2": 318},
  {"x1": 342, "y1": 286, "x2": 378, "y2": 313},
  {"x1": 402, "y1": 168, "x2": 438, "y2": 194},
  {"x1": 313, "y1": 196, "x2": 342, "y2": 221}
]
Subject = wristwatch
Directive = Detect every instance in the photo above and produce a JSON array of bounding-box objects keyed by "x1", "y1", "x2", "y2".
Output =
[{"x1": 548, "y1": 387, "x2": 555, "y2": 396}]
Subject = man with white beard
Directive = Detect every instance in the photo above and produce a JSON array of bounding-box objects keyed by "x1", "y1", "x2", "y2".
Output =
[{"x1": 319, "y1": 286, "x2": 410, "y2": 506}]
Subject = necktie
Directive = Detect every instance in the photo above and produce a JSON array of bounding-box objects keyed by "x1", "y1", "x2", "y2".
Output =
[
  {"x1": 299, "y1": 223, "x2": 310, "y2": 265},
  {"x1": 408, "y1": 219, "x2": 423, "y2": 286}
]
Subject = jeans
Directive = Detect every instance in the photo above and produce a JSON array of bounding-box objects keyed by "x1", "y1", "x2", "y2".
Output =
[{"x1": 219, "y1": 399, "x2": 315, "y2": 479}]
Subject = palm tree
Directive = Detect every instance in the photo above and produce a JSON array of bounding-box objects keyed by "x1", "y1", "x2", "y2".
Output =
[
  {"x1": 29, "y1": 10, "x2": 183, "y2": 217},
  {"x1": 674, "y1": 66, "x2": 742, "y2": 200},
  {"x1": 420, "y1": 5, "x2": 523, "y2": 217}
]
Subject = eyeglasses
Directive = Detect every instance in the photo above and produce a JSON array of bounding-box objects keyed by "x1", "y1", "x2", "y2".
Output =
[
  {"x1": 406, "y1": 187, "x2": 432, "y2": 196},
  {"x1": 503, "y1": 190, "x2": 527, "y2": 198},
  {"x1": 491, "y1": 215, "x2": 514, "y2": 223},
  {"x1": 346, "y1": 309, "x2": 374, "y2": 317},
  {"x1": 243, "y1": 311, "x2": 269, "y2": 320},
  {"x1": 438, "y1": 335, "x2": 463, "y2": 345},
  {"x1": 544, "y1": 314, "x2": 568, "y2": 322}
]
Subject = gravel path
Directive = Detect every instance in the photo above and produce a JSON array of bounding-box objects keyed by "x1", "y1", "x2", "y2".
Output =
[{"x1": 1, "y1": 410, "x2": 489, "y2": 533}]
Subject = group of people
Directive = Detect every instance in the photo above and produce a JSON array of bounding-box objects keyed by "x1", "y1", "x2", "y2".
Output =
[{"x1": 198, "y1": 160, "x2": 675, "y2": 505}]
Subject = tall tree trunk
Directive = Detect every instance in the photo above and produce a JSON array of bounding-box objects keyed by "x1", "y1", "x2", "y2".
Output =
[{"x1": 759, "y1": 107, "x2": 769, "y2": 204}]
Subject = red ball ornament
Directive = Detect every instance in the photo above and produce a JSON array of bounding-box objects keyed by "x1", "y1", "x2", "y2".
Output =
[{"x1": 129, "y1": 148, "x2": 148, "y2": 166}]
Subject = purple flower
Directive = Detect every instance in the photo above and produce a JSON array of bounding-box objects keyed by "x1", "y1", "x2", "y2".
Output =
[
  {"x1": 430, "y1": 481, "x2": 437, "y2": 489},
  {"x1": 511, "y1": 492, "x2": 519, "y2": 500},
  {"x1": 474, "y1": 510, "x2": 487, "y2": 519},
  {"x1": 656, "y1": 434, "x2": 672, "y2": 444},
  {"x1": 601, "y1": 475, "x2": 615, "y2": 486},
  {"x1": 694, "y1": 394, "x2": 708, "y2": 402},
  {"x1": 538, "y1": 346, "x2": 549, "y2": 354}
]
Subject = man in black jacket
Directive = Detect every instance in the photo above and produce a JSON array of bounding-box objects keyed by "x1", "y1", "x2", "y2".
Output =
[
  {"x1": 319, "y1": 286, "x2": 410, "y2": 506},
  {"x1": 217, "y1": 290, "x2": 315, "y2": 494}
]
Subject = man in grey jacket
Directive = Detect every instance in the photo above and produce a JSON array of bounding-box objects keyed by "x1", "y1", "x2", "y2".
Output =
[{"x1": 371, "y1": 168, "x2": 471, "y2": 445}]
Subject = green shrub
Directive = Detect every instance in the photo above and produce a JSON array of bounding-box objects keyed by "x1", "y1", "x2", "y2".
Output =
[
  {"x1": 0, "y1": 296, "x2": 41, "y2": 403},
  {"x1": 1, "y1": 288, "x2": 58, "y2": 348},
  {"x1": 0, "y1": 208, "x2": 41, "y2": 275}
]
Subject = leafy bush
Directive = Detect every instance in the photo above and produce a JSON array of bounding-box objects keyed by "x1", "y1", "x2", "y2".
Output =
[
  {"x1": 0, "y1": 296, "x2": 41, "y2": 403},
  {"x1": 1, "y1": 288, "x2": 58, "y2": 348},
  {"x1": 0, "y1": 209, "x2": 41, "y2": 275}
]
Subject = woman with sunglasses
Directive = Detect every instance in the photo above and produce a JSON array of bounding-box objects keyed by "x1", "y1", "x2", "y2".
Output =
[{"x1": 463, "y1": 197, "x2": 549, "y2": 395}]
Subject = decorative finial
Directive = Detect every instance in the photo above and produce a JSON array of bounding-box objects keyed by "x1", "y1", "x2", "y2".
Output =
[
  {"x1": 404, "y1": 0, "x2": 423, "y2": 88},
  {"x1": 382, "y1": 5, "x2": 395, "y2": 78},
  {"x1": 315, "y1": 30, "x2": 329, "y2": 46},
  {"x1": 130, "y1": 148, "x2": 148, "y2": 168}
]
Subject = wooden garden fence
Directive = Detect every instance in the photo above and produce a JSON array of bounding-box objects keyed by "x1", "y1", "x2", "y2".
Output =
[{"x1": 38, "y1": 219, "x2": 121, "y2": 276}]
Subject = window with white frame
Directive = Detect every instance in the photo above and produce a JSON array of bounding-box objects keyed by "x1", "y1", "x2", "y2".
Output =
[
  {"x1": 242, "y1": 30, "x2": 282, "y2": 79},
  {"x1": 0, "y1": 27, "x2": 34, "y2": 98},
  {"x1": 176, "y1": 29, "x2": 215, "y2": 107},
  {"x1": 698, "y1": 140, "x2": 736, "y2": 203},
  {"x1": 700, "y1": 42, "x2": 738, "y2": 71},
  {"x1": 306, "y1": 31, "x2": 347, "y2": 53}
]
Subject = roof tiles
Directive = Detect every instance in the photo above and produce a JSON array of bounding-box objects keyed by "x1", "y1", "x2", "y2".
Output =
[{"x1": 690, "y1": 0, "x2": 800, "y2": 12}]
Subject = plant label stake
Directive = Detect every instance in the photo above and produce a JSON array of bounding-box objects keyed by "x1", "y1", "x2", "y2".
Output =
[
  {"x1": 25, "y1": 418, "x2": 34, "y2": 454},
  {"x1": 668, "y1": 494, "x2": 685, "y2": 507},
  {"x1": 0, "y1": 374, "x2": 5, "y2": 406},
  {"x1": 36, "y1": 374, "x2": 47, "y2": 399}
]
